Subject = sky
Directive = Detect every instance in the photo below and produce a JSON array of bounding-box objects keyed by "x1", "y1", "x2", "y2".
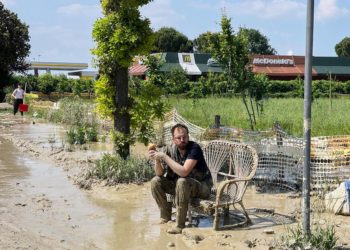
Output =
[{"x1": 2, "y1": 0, "x2": 350, "y2": 68}]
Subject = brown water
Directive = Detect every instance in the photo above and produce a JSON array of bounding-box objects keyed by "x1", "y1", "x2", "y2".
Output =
[{"x1": 0, "y1": 117, "x2": 191, "y2": 249}]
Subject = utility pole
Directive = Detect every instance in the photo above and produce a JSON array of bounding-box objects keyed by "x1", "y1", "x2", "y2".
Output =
[{"x1": 303, "y1": 0, "x2": 314, "y2": 236}]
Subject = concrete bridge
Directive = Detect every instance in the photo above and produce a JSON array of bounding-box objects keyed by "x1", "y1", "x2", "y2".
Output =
[{"x1": 28, "y1": 61, "x2": 88, "y2": 76}]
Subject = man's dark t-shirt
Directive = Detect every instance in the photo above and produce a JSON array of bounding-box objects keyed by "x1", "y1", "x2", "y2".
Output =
[{"x1": 161, "y1": 141, "x2": 211, "y2": 182}]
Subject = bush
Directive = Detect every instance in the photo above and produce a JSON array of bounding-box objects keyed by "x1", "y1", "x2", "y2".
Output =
[
  {"x1": 66, "y1": 125, "x2": 97, "y2": 145},
  {"x1": 37, "y1": 74, "x2": 57, "y2": 94},
  {"x1": 75, "y1": 126, "x2": 86, "y2": 145},
  {"x1": 279, "y1": 224, "x2": 338, "y2": 250},
  {"x1": 92, "y1": 153, "x2": 154, "y2": 184},
  {"x1": 66, "y1": 127, "x2": 76, "y2": 145},
  {"x1": 86, "y1": 126, "x2": 98, "y2": 142},
  {"x1": 47, "y1": 97, "x2": 97, "y2": 127}
]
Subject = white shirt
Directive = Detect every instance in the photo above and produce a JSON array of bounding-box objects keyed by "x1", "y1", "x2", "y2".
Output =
[{"x1": 13, "y1": 88, "x2": 25, "y2": 99}]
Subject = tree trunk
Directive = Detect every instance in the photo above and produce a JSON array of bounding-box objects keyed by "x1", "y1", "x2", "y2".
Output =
[
  {"x1": 113, "y1": 67, "x2": 130, "y2": 159},
  {"x1": 249, "y1": 95, "x2": 256, "y2": 125},
  {"x1": 241, "y1": 92, "x2": 254, "y2": 130}
]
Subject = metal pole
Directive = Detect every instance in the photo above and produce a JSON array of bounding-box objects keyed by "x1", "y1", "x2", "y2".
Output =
[{"x1": 303, "y1": 0, "x2": 314, "y2": 236}]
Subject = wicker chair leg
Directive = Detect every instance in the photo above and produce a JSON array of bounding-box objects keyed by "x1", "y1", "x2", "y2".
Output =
[
  {"x1": 223, "y1": 206, "x2": 229, "y2": 218},
  {"x1": 213, "y1": 207, "x2": 220, "y2": 230},
  {"x1": 239, "y1": 201, "x2": 252, "y2": 225}
]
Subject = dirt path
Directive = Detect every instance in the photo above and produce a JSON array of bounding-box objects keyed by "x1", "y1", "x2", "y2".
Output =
[{"x1": 0, "y1": 110, "x2": 349, "y2": 250}]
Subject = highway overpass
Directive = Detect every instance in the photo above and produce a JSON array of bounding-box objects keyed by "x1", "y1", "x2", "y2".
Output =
[{"x1": 28, "y1": 61, "x2": 88, "y2": 76}]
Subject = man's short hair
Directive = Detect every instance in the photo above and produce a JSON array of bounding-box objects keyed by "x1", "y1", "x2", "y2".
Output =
[{"x1": 171, "y1": 123, "x2": 189, "y2": 136}]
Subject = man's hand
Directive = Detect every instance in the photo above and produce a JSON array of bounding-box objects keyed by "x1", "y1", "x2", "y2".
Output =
[{"x1": 149, "y1": 150, "x2": 166, "y2": 160}]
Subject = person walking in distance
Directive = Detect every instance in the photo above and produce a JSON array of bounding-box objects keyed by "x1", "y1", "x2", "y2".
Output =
[
  {"x1": 149, "y1": 123, "x2": 212, "y2": 234},
  {"x1": 12, "y1": 83, "x2": 25, "y2": 116}
]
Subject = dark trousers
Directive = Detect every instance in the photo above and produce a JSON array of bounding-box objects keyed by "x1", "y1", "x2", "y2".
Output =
[
  {"x1": 13, "y1": 99, "x2": 23, "y2": 116},
  {"x1": 151, "y1": 176, "x2": 211, "y2": 228}
]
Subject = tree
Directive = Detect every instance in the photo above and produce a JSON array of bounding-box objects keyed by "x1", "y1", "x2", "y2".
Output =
[
  {"x1": 164, "y1": 68, "x2": 189, "y2": 95},
  {"x1": 129, "y1": 55, "x2": 169, "y2": 144},
  {"x1": 0, "y1": 3, "x2": 30, "y2": 100},
  {"x1": 193, "y1": 31, "x2": 220, "y2": 54},
  {"x1": 92, "y1": 0, "x2": 163, "y2": 159},
  {"x1": 153, "y1": 27, "x2": 193, "y2": 52},
  {"x1": 237, "y1": 28, "x2": 276, "y2": 55},
  {"x1": 335, "y1": 37, "x2": 350, "y2": 57},
  {"x1": 211, "y1": 14, "x2": 262, "y2": 130},
  {"x1": 37, "y1": 73, "x2": 57, "y2": 94}
]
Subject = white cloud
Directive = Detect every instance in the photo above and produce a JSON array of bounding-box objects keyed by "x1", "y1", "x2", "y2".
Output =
[
  {"x1": 315, "y1": 0, "x2": 350, "y2": 21},
  {"x1": 2, "y1": 0, "x2": 16, "y2": 7},
  {"x1": 141, "y1": 0, "x2": 185, "y2": 30},
  {"x1": 287, "y1": 50, "x2": 294, "y2": 55},
  {"x1": 222, "y1": 0, "x2": 306, "y2": 19},
  {"x1": 57, "y1": 3, "x2": 101, "y2": 17}
]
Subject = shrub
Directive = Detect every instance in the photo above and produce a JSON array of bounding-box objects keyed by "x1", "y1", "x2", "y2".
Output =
[
  {"x1": 93, "y1": 153, "x2": 154, "y2": 184},
  {"x1": 75, "y1": 126, "x2": 86, "y2": 145},
  {"x1": 66, "y1": 127, "x2": 77, "y2": 145},
  {"x1": 48, "y1": 97, "x2": 98, "y2": 127},
  {"x1": 66, "y1": 125, "x2": 96, "y2": 145},
  {"x1": 37, "y1": 74, "x2": 57, "y2": 94},
  {"x1": 279, "y1": 224, "x2": 338, "y2": 250},
  {"x1": 86, "y1": 126, "x2": 98, "y2": 142}
]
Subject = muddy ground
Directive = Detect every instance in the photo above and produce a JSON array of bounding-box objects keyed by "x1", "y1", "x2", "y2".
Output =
[{"x1": 0, "y1": 105, "x2": 349, "y2": 250}]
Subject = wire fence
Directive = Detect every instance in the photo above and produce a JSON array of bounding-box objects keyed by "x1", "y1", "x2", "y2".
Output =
[{"x1": 158, "y1": 109, "x2": 350, "y2": 191}]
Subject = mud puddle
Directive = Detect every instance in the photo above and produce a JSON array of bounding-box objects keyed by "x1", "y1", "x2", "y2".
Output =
[{"x1": 0, "y1": 118, "x2": 191, "y2": 249}]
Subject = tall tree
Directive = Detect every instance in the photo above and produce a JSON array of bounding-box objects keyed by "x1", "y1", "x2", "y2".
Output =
[
  {"x1": 92, "y1": 0, "x2": 154, "y2": 159},
  {"x1": 193, "y1": 31, "x2": 220, "y2": 54},
  {"x1": 153, "y1": 27, "x2": 193, "y2": 52},
  {"x1": 0, "y1": 2, "x2": 30, "y2": 99},
  {"x1": 335, "y1": 37, "x2": 350, "y2": 57},
  {"x1": 237, "y1": 28, "x2": 276, "y2": 55}
]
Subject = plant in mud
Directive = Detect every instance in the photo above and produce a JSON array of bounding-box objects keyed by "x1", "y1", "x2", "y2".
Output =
[
  {"x1": 66, "y1": 125, "x2": 86, "y2": 145},
  {"x1": 75, "y1": 126, "x2": 86, "y2": 145},
  {"x1": 66, "y1": 125, "x2": 100, "y2": 145},
  {"x1": 279, "y1": 224, "x2": 338, "y2": 250},
  {"x1": 85, "y1": 126, "x2": 98, "y2": 142},
  {"x1": 92, "y1": 153, "x2": 153, "y2": 184},
  {"x1": 48, "y1": 97, "x2": 98, "y2": 128},
  {"x1": 66, "y1": 127, "x2": 77, "y2": 145}
]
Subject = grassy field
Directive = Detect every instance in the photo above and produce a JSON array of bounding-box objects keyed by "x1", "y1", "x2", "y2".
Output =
[{"x1": 169, "y1": 97, "x2": 350, "y2": 137}]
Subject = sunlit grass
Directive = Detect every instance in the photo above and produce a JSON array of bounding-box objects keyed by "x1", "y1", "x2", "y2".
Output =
[{"x1": 168, "y1": 97, "x2": 350, "y2": 137}]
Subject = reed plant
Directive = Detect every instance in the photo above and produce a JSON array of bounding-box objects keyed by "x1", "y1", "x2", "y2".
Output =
[{"x1": 169, "y1": 97, "x2": 350, "y2": 137}]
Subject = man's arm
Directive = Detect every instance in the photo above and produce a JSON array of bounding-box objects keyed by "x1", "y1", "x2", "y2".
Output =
[
  {"x1": 153, "y1": 158, "x2": 165, "y2": 176},
  {"x1": 158, "y1": 155, "x2": 197, "y2": 177}
]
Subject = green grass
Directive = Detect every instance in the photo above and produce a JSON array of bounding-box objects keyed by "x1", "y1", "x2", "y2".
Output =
[{"x1": 168, "y1": 97, "x2": 350, "y2": 137}]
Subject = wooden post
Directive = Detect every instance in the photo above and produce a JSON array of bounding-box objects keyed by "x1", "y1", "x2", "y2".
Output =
[{"x1": 214, "y1": 115, "x2": 221, "y2": 129}]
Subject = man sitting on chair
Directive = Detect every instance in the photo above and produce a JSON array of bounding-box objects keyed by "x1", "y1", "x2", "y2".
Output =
[{"x1": 149, "y1": 123, "x2": 212, "y2": 234}]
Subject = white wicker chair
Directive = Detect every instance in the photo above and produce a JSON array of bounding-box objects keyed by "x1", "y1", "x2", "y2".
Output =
[{"x1": 167, "y1": 140, "x2": 259, "y2": 230}]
